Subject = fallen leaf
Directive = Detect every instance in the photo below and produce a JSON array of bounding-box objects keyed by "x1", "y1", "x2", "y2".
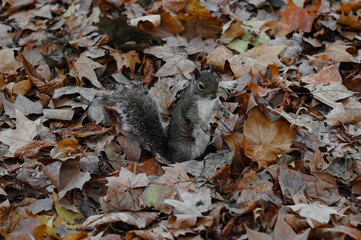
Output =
[
  {"x1": 100, "y1": 168, "x2": 149, "y2": 212},
  {"x1": 265, "y1": 0, "x2": 321, "y2": 36},
  {"x1": 72, "y1": 56, "x2": 103, "y2": 89},
  {"x1": 51, "y1": 123, "x2": 113, "y2": 138},
  {"x1": 50, "y1": 138, "x2": 81, "y2": 159},
  {"x1": 301, "y1": 65, "x2": 342, "y2": 85},
  {"x1": 326, "y1": 97, "x2": 361, "y2": 126},
  {"x1": 207, "y1": 45, "x2": 234, "y2": 71},
  {"x1": 43, "y1": 109, "x2": 75, "y2": 121},
  {"x1": 177, "y1": 0, "x2": 222, "y2": 40},
  {"x1": 0, "y1": 49, "x2": 22, "y2": 74},
  {"x1": 110, "y1": 50, "x2": 141, "y2": 73},
  {"x1": 274, "y1": 213, "x2": 310, "y2": 240},
  {"x1": 14, "y1": 140, "x2": 53, "y2": 160},
  {"x1": 78, "y1": 212, "x2": 158, "y2": 230},
  {"x1": 1, "y1": 94, "x2": 43, "y2": 118},
  {"x1": 245, "y1": 225, "x2": 273, "y2": 240},
  {"x1": 58, "y1": 158, "x2": 91, "y2": 199},
  {"x1": 0, "y1": 109, "x2": 43, "y2": 157},
  {"x1": 229, "y1": 44, "x2": 286, "y2": 78},
  {"x1": 165, "y1": 188, "x2": 211, "y2": 215},
  {"x1": 219, "y1": 18, "x2": 246, "y2": 44},
  {"x1": 243, "y1": 108, "x2": 297, "y2": 169},
  {"x1": 287, "y1": 202, "x2": 343, "y2": 228}
]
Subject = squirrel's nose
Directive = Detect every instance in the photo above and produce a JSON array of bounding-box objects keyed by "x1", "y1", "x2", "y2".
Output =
[{"x1": 211, "y1": 94, "x2": 217, "y2": 99}]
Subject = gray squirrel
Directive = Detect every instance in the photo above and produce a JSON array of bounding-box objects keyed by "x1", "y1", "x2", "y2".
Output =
[{"x1": 88, "y1": 67, "x2": 231, "y2": 162}]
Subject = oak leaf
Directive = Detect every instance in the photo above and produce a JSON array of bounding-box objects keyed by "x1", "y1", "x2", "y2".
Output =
[
  {"x1": 110, "y1": 50, "x2": 141, "y2": 73},
  {"x1": 72, "y1": 56, "x2": 103, "y2": 88}
]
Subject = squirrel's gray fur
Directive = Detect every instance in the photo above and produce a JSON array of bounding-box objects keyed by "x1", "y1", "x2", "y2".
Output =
[{"x1": 88, "y1": 68, "x2": 229, "y2": 162}]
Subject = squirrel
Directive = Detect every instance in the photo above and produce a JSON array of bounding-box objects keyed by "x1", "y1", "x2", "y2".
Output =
[{"x1": 88, "y1": 67, "x2": 231, "y2": 162}]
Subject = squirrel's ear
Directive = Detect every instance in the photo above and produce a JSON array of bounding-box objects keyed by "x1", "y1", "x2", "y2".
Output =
[
  {"x1": 193, "y1": 68, "x2": 200, "y2": 79},
  {"x1": 210, "y1": 65, "x2": 214, "y2": 73}
]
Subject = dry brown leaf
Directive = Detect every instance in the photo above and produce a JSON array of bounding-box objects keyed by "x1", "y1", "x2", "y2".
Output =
[
  {"x1": 326, "y1": 97, "x2": 361, "y2": 126},
  {"x1": 18, "y1": 52, "x2": 64, "y2": 95},
  {"x1": 229, "y1": 44, "x2": 286, "y2": 78},
  {"x1": 78, "y1": 212, "x2": 158, "y2": 230},
  {"x1": 245, "y1": 225, "x2": 273, "y2": 240},
  {"x1": 337, "y1": 11, "x2": 361, "y2": 31},
  {"x1": 0, "y1": 49, "x2": 22, "y2": 74},
  {"x1": 100, "y1": 168, "x2": 149, "y2": 212},
  {"x1": 219, "y1": 18, "x2": 245, "y2": 44},
  {"x1": 14, "y1": 140, "x2": 53, "y2": 160},
  {"x1": 72, "y1": 56, "x2": 103, "y2": 88},
  {"x1": 264, "y1": 0, "x2": 321, "y2": 36},
  {"x1": 243, "y1": 108, "x2": 296, "y2": 169},
  {"x1": 110, "y1": 50, "x2": 141, "y2": 73},
  {"x1": 206, "y1": 46, "x2": 234, "y2": 71},
  {"x1": 58, "y1": 158, "x2": 91, "y2": 199},
  {"x1": 0, "y1": 109, "x2": 43, "y2": 157},
  {"x1": 274, "y1": 214, "x2": 310, "y2": 240},
  {"x1": 51, "y1": 123, "x2": 113, "y2": 138},
  {"x1": 287, "y1": 202, "x2": 343, "y2": 228},
  {"x1": 324, "y1": 44, "x2": 354, "y2": 62},
  {"x1": 301, "y1": 65, "x2": 342, "y2": 85}
]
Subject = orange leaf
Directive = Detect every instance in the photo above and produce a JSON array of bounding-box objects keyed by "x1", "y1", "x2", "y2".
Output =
[
  {"x1": 265, "y1": 0, "x2": 321, "y2": 36},
  {"x1": 51, "y1": 123, "x2": 113, "y2": 138},
  {"x1": 14, "y1": 140, "x2": 54, "y2": 160}
]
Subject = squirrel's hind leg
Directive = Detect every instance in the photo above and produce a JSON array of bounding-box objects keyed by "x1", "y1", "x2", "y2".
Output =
[{"x1": 168, "y1": 141, "x2": 194, "y2": 162}]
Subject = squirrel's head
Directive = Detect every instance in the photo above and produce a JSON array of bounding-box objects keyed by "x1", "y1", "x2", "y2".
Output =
[{"x1": 192, "y1": 66, "x2": 219, "y2": 100}]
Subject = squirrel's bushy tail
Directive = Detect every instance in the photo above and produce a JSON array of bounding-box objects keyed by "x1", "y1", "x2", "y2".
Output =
[{"x1": 88, "y1": 90, "x2": 168, "y2": 157}]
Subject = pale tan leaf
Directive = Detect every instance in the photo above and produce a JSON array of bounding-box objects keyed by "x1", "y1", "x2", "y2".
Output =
[
  {"x1": 326, "y1": 97, "x2": 361, "y2": 126},
  {"x1": 0, "y1": 49, "x2": 22, "y2": 74},
  {"x1": 230, "y1": 44, "x2": 285, "y2": 77},
  {"x1": 287, "y1": 202, "x2": 343, "y2": 228},
  {"x1": 73, "y1": 56, "x2": 103, "y2": 88},
  {"x1": 0, "y1": 109, "x2": 43, "y2": 157},
  {"x1": 245, "y1": 225, "x2": 273, "y2": 240},
  {"x1": 78, "y1": 212, "x2": 158, "y2": 230},
  {"x1": 207, "y1": 46, "x2": 234, "y2": 71},
  {"x1": 43, "y1": 109, "x2": 75, "y2": 121}
]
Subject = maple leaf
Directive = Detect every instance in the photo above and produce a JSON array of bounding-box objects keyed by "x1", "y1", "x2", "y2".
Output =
[
  {"x1": 243, "y1": 108, "x2": 297, "y2": 169},
  {"x1": 0, "y1": 109, "x2": 44, "y2": 157},
  {"x1": 265, "y1": 0, "x2": 321, "y2": 36},
  {"x1": 177, "y1": 0, "x2": 222, "y2": 40}
]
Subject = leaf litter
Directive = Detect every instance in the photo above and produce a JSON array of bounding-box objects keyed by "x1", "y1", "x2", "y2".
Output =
[{"x1": 1, "y1": 0, "x2": 361, "y2": 239}]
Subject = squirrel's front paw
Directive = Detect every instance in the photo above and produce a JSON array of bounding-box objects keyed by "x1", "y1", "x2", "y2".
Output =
[
  {"x1": 201, "y1": 124, "x2": 210, "y2": 134},
  {"x1": 220, "y1": 107, "x2": 230, "y2": 119}
]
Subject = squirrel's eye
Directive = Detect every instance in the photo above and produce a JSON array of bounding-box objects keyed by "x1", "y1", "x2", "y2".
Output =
[{"x1": 198, "y1": 82, "x2": 205, "y2": 91}]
